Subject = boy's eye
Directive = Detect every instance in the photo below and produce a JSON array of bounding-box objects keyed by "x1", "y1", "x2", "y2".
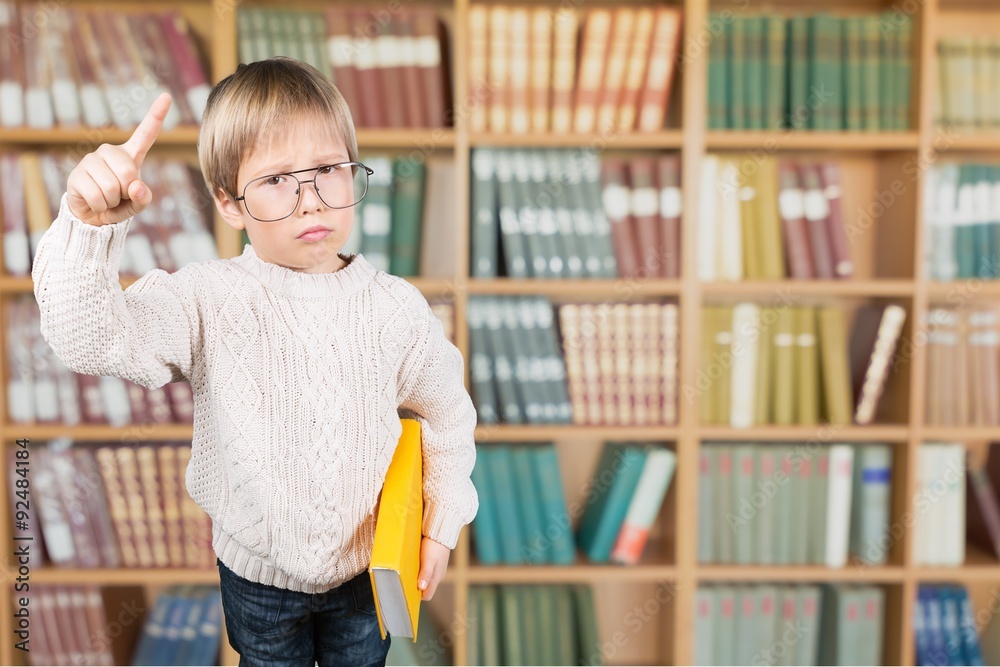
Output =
[
  {"x1": 317, "y1": 165, "x2": 335, "y2": 175},
  {"x1": 264, "y1": 175, "x2": 284, "y2": 186}
]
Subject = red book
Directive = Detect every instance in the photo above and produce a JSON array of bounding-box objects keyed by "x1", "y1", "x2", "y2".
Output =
[
  {"x1": 375, "y1": 18, "x2": 406, "y2": 128},
  {"x1": 776, "y1": 161, "x2": 815, "y2": 279},
  {"x1": 351, "y1": 9, "x2": 386, "y2": 127},
  {"x1": 396, "y1": 12, "x2": 426, "y2": 128},
  {"x1": 325, "y1": 9, "x2": 366, "y2": 126},
  {"x1": 600, "y1": 157, "x2": 641, "y2": 279},
  {"x1": 797, "y1": 162, "x2": 836, "y2": 279},
  {"x1": 413, "y1": 8, "x2": 448, "y2": 127},
  {"x1": 159, "y1": 11, "x2": 210, "y2": 122},
  {"x1": 656, "y1": 155, "x2": 682, "y2": 278},
  {"x1": 626, "y1": 157, "x2": 661, "y2": 278},
  {"x1": 819, "y1": 161, "x2": 854, "y2": 278}
]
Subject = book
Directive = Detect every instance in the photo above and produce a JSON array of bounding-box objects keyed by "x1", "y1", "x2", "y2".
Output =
[{"x1": 369, "y1": 419, "x2": 423, "y2": 641}]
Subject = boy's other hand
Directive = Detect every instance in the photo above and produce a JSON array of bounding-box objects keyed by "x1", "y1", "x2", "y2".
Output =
[
  {"x1": 417, "y1": 536, "x2": 450, "y2": 601},
  {"x1": 66, "y1": 92, "x2": 172, "y2": 227}
]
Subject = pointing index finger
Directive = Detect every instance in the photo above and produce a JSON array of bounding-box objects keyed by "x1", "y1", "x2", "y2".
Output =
[{"x1": 123, "y1": 92, "x2": 172, "y2": 166}]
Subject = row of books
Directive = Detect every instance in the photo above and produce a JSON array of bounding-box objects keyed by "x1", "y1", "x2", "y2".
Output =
[
  {"x1": 1, "y1": 152, "x2": 216, "y2": 278},
  {"x1": 699, "y1": 303, "x2": 906, "y2": 427},
  {"x1": 559, "y1": 302, "x2": 678, "y2": 427},
  {"x1": 699, "y1": 156, "x2": 851, "y2": 282},
  {"x1": 915, "y1": 585, "x2": 990, "y2": 667},
  {"x1": 0, "y1": 5, "x2": 209, "y2": 130},
  {"x1": 7, "y1": 297, "x2": 196, "y2": 426},
  {"x1": 466, "y1": 584, "x2": 603, "y2": 666},
  {"x1": 468, "y1": 5, "x2": 681, "y2": 135},
  {"x1": 708, "y1": 13, "x2": 912, "y2": 131},
  {"x1": 693, "y1": 584, "x2": 884, "y2": 666},
  {"x1": 130, "y1": 586, "x2": 222, "y2": 666},
  {"x1": 467, "y1": 296, "x2": 572, "y2": 425},
  {"x1": 470, "y1": 148, "x2": 619, "y2": 280},
  {"x1": 936, "y1": 37, "x2": 1000, "y2": 133},
  {"x1": 924, "y1": 163, "x2": 1000, "y2": 282},
  {"x1": 238, "y1": 7, "x2": 449, "y2": 129},
  {"x1": 925, "y1": 306, "x2": 1000, "y2": 427},
  {"x1": 16, "y1": 442, "x2": 215, "y2": 570},
  {"x1": 698, "y1": 443, "x2": 891, "y2": 567},
  {"x1": 470, "y1": 442, "x2": 676, "y2": 566},
  {"x1": 18, "y1": 585, "x2": 146, "y2": 666}
]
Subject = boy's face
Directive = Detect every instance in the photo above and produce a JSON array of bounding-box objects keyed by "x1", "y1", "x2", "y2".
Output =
[{"x1": 215, "y1": 114, "x2": 355, "y2": 274}]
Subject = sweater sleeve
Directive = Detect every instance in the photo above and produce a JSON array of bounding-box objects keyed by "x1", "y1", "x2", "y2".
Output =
[
  {"x1": 30, "y1": 192, "x2": 199, "y2": 389},
  {"x1": 397, "y1": 292, "x2": 479, "y2": 550}
]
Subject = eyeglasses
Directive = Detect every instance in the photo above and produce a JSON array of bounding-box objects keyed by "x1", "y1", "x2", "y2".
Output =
[{"x1": 233, "y1": 161, "x2": 374, "y2": 222}]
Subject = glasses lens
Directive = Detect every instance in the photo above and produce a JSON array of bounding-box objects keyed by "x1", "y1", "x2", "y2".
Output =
[
  {"x1": 243, "y1": 174, "x2": 300, "y2": 222},
  {"x1": 315, "y1": 163, "x2": 368, "y2": 209}
]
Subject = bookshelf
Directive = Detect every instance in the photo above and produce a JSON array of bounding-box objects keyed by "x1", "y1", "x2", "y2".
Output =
[{"x1": 1, "y1": 0, "x2": 999, "y2": 663}]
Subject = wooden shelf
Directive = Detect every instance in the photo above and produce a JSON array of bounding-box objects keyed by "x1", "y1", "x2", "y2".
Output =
[
  {"x1": 6, "y1": 424, "x2": 194, "y2": 442},
  {"x1": 23, "y1": 567, "x2": 222, "y2": 585},
  {"x1": 357, "y1": 128, "x2": 456, "y2": 148},
  {"x1": 467, "y1": 278, "x2": 682, "y2": 297},
  {"x1": 701, "y1": 280, "x2": 914, "y2": 297},
  {"x1": 474, "y1": 425, "x2": 680, "y2": 442},
  {"x1": 920, "y1": 426, "x2": 1000, "y2": 441},
  {"x1": 469, "y1": 131, "x2": 684, "y2": 149},
  {"x1": 467, "y1": 564, "x2": 677, "y2": 583},
  {"x1": 705, "y1": 131, "x2": 920, "y2": 151},
  {"x1": 697, "y1": 564, "x2": 907, "y2": 582},
  {"x1": 936, "y1": 134, "x2": 1000, "y2": 152},
  {"x1": 698, "y1": 425, "x2": 910, "y2": 441},
  {"x1": 0, "y1": 126, "x2": 200, "y2": 145},
  {"x1": 926, "y1": 280, "x2": 1000, "y2": 299}
]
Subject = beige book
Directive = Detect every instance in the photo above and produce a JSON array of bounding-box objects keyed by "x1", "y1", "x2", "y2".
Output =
[
  {"x1": 529, "y1": 8, "x2": 552, "y2": 133},
  {"x1": 818, "y1": 307, "x2": 853, "y2": 425},
  {"x1": 488, "y1": 5, "x2": 509, "y2": 133},
  {"x1": 773, "y1": 307, "x2": 797, "y2": 425},
  {"x1": 467, "y1": 5, "x2": 489, "y2": 132},
  {"x1": 754, "y1": 307, "x2": 775, "y2": 425},
  {"x1": 661, "y1": 303, "x2": 679, "y2": 425},
  {"x1": 794, "y1": 307, "x2": 819, "y2": 425},
  {"x1": 136, "y1": 446, "x2": 170, "y2": 568},
  {"x1": 616, "y1": 7, "x2": 654, "y2": 131},
  {"x1": 596, "y1": 7, "x2": 635, "y2": 132},
  {"x1": 755, "y1": 158, "x2": 785, "y2": 280},
  {"x1": 550, "y1": 9, "x2": 578, "y2": 133}
]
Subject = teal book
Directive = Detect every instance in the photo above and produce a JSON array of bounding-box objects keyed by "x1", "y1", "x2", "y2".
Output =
[
  {"x1": 576, "y1": 443, "x2": 649, "y2": 563},
  {"x1": 729, "y1": 18, "x2": 747, "y2": 129},
  {"x1": 469, "y1": 445, "x2": 503, "y2": 564},
  {"x1": 708, "y1": 15, "x2": 730, "y2": 129},
  {"x1": 510, "y1": 446, "x2": 547, "y2": 564},
  {"x1": 388, "y1": 158, "x2": 426, "y2": 277},
  {"x1": 764, "y1": 15, "x2": 787, "y2": 131},
  {"x1": 787, "y1": 16, "x2": 810, "y2": 129},
  {"x1": 744, "y1": 16, "x2": 765, "y2": 130},
  {"x1": 486, "y1": 445, "x2": 526, "y2": 563},
  {"x1": 574, "y1": 585, "x2": 604, "y2": 666},
  {"x1": 531, "y1": 444, "x2": 577, "y2": 564}
]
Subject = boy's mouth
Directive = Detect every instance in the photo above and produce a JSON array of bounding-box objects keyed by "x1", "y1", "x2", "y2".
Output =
[{"x1": 298, "y1": 225, "x2": 331, "y2": 242}]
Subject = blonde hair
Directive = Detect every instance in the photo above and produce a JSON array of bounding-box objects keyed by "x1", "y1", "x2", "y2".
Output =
[{"x1": 197, "y1": 57, "x2": 358, "y2": 200}]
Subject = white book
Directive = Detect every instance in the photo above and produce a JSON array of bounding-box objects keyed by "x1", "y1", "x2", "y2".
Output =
[
  {"x1": 716, "y1": 160, "x2": 743, "y2": 281},
  {"x1": 941, "y1": 443, "x2": 966, "y2": 566},
  {"x1": 609, "y1": 447, "x2": 676, "y2": 565},
  {"x1": 823, "y1": 444, "x2": 854, "y2": 568},
  {"x1": 698, "y1": 155, "x2": 719, "y2": 281},
  {"x1": 728, "y1": 303, "x2": 760, "y2": 428}
]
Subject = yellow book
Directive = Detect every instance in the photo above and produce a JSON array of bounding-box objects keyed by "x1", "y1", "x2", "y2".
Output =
[{"x1": 368, "y1": 418, "x2": 422, "y2": 641}]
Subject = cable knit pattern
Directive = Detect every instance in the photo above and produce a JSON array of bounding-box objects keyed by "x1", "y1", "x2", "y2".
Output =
[{"x1": 31, "y1": 192, "x2": 479, "y2": 594}]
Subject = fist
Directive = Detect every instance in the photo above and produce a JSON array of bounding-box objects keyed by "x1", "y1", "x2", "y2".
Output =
[{"x1": 66, "y1": 93, "x2": 172, "y2": 227}]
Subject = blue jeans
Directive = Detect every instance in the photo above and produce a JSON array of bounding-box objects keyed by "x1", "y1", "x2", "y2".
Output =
[{"x1": 217, "y1": 558, "x2": 391, "y2": 667}]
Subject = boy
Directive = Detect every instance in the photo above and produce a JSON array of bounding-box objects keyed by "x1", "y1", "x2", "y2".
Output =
[{"x1": 31, "y1": 57, "x2": 478, "y2": 667}]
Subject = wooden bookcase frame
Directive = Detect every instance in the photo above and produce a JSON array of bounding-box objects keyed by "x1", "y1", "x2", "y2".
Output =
[{"x1": 0, "y1": 0, "x2": 998, "y2": 663}]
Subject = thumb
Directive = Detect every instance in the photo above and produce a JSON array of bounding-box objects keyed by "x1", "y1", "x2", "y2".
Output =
[{"x1": 121, "y1": 179, "x2": 152, "y2": 217}]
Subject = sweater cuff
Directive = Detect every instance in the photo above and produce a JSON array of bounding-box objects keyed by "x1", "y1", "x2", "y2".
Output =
[
  {"x1": 422, "y1": 502, "x2": 467, "y2": 550},
  {"x1": 55, "y1": 192, "x2": 132, "y2": 268}
]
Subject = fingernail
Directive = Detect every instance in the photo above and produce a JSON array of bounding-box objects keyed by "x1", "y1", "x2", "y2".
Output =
[
  {"x1": 419, "y1": 580, "x2": 427, "y2": 589},
  {"x1": 135, "y1": 184, "x2": 146, "y2": 198}
]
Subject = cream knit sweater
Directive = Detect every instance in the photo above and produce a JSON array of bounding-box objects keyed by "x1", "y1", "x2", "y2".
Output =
[{"x1": 32, "y1": 193, "x2": 479, "y2": 594}]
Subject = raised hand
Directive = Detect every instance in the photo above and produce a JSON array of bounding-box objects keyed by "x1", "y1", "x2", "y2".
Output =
[{"x1": 66, "y1": 92, "x2": 172, "y2": 227}]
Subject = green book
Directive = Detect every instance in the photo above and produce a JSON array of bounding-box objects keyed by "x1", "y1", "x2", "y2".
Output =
[
  {"x1": 729, "y1": 18, "x2": 747, "y2": 129},
  {"x1": 470, "y1": 445, "x2": 502, "y2": 564},
  {"x1": 708, "y1": 15, "x2": 730, "y2": 129},
  {"x1": 510, "y1": 446, "x2": 547, "y2": 564},
  {"x1": 479, "y1": 587, "x2": 502, "y2": 666},
  {"x1": 895, "y1": 15, "x2": 913, "y2": 129},
  {"x1": 732, "y1": 445, "x2": 756, "y2": 564},
  {"x1": 787, "y1": 16, "x2": 810, "y2": 129},
  {"x1": 470, "y1": 149, "x2": 499, "y2": 278},
  {"x1": 486, "y1": 445, "x2": 526, "y2": 563},
  {"x1": 714, "y1": 446, "x2": 735, "y2": 562},
  {"x1": 808, "y1": 449, "x2": 830, "y2": 564},
  {"x1": 693, "y1": 588, "x2": 715, "y2": 666},
  {"x1": 745, "y1": 16, "x2": 766, "y2": 130},
  {"x1": 358, "y1": 155, "x2": 393, "y2": 272},
  {"x1": 714, "y1": 587, "x2": 737, "y2": 665},
  {"x1": 879, "y1": 12, "x2": 896, "y2": 130},
  {"x1": 956, "y1": 164, "x2": 977, "y2": 278},
  {"x1": 499, "y1": 585, "x2": 524, "y2": 665},
  {"x1": 828, "y1": 17, "x2": 844, "y2": 129},
  {"x1": 764, "y1": 16, "x2": 787, "y2": 131},
  {"x1": 861, "y1": 16, "x2": 882, "y2": 130},
  {"x1": 536, "y1": 586, "x2": 558, "y2": 666},
  {"x1": 573, "y1": 585, "x2": 604, "y2": 666},
  {"x1": 518, "y1": 586, "x2": 542, "y2": 665},
  {"x1": 388, "y1": 158, "x2": 426, "y2": 277},
  {"x1": 844, "y1": 17, "x2": 864, "y2": 131},
  {"x1": 774, "y1": 447, "x2": 794, "y2": 565},
  {"x1": 807, "y1": 16, "x2": 825, "y2": 130},
  {"x1": 464, "y1": 588, "x2": 481, "y2": 667},
  {"x1": 553, "y1": 586, "x2": 578, "y2": 666}
]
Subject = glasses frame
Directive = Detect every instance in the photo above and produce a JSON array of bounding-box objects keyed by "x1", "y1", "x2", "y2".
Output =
[{"x1": 233, "y1": 161, "x2": 375, "y2": 222}]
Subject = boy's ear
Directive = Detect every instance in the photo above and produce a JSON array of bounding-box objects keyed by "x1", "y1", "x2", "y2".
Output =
[{"x1": 214, "y1": 187, "x2": 246, "y2": 231}]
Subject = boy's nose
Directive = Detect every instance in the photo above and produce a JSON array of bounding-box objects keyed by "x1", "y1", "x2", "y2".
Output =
[{"x1": 297, "y1": 180, "x2": 325, "y2": 212}]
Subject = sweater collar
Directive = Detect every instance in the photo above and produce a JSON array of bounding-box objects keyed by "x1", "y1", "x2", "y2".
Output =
[{"x1": 232, "y1": 244, "x2": 377, "y2": 298}]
